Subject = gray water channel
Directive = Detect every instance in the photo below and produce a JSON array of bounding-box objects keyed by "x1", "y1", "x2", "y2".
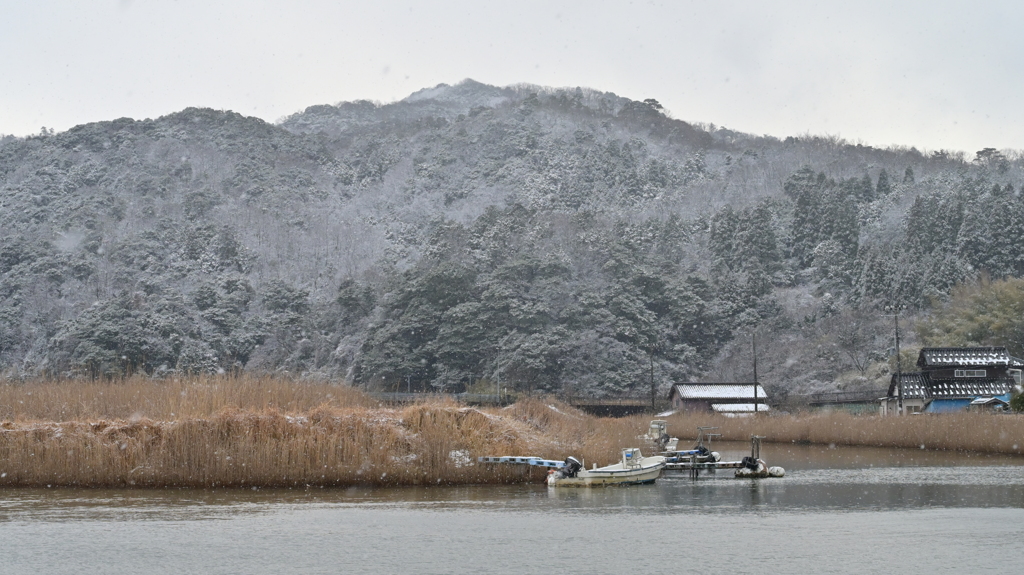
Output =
[{"x1": 2, "y1": 442, "x2": 1024, "y2": 574}]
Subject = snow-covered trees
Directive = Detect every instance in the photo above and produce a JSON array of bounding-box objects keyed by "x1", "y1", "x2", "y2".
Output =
[
  {"x1": 785, "y1": 168, "x2": 860, "y2": 268},
  {"x1": 1, "y1": 80, "x2": 1022, "y2": 396},
  {"x1": 346, "y1": 208, "x2": 774, "y2": 397}
]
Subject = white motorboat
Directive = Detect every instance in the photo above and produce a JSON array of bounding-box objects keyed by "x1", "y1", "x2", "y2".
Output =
[{"x1": 546, "y1": 448, "x2": 666, "y2": 487}]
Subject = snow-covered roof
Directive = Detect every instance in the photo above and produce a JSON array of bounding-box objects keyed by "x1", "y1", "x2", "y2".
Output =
[
  {"x1": 671, "y1": 383, "x2": 768, "y2": 401},
  {"x1": 887, "y1": 371, "x2": 1015, "y2": 400},
  {"x1": 712, "y1": 403, "x2": 771, "y2": 413},
  {"x1": 970, "y1": 396, "x2": 1008, "y2": 406},
  {"x1": 889, "y1": 373, "x2": 929, "y2": 399},
  {"x1": 925, "y1": 379, "x2": 1014, "y2": 398},
  {"x1": 918, "y1": 347, "x2": 1012, "y2": 368}
]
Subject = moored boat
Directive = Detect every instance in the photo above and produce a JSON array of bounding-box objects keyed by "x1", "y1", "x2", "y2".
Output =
[{"x1": 546, "y1": 448, "x2": 666, "y2": 487}]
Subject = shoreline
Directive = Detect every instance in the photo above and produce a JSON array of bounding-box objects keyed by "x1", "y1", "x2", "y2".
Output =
[
  {"x1": 4, "y1": 409, "x2": 1023, "y2": 489},
  {"x1": 2, "y1": 377, "x2": 1023, "y2": 488}
]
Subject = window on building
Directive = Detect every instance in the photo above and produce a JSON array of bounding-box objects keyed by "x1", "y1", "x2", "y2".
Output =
[
  {"x1": 954, "y1": 369, "x2": 986, "y2": 378},
  {"x1": 1010, "y1": 369, "x2": 1022, "y2": 385}
]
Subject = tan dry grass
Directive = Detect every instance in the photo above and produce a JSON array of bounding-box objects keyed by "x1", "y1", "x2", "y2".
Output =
[
  {"x1": 0, "y1": 380, "x2": 644, "y2": 487},
  {"x1": 501, "y1": 398, "x2": 644, "y2": 466},
  {"x1": 658, "y1": 411, "x2": 1024, "y2": 455},
  {"x1": 0, "y1": 375, "x2": 374, "y2": 421},
  {"x1": 3, "y1": 378, "x2": 1023, "y2": 488}
]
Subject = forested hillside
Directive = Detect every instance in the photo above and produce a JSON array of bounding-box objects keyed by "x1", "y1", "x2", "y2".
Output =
[{"x1": 2, "y1": 79, "x2": 1022, "y2": 397}]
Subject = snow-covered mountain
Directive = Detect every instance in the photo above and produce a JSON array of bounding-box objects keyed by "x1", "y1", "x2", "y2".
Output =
[{"x1": 1, "y1": 80, "x2": 1019, "y2": 397}]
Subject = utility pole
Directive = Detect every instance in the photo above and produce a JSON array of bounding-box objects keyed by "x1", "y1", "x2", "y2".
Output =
[
  {"x1": 650, "y1": 351, "x2": 656, "y2": 409},
  {"x1": 885, "y1": 305, "x2": 904, "y2": 415},
  {"x1": 894, "y1": 311, "x2": 903, "y2": 415},
  {"x1": 752, "y1": 335, "x2": 759, "y2": 414}
]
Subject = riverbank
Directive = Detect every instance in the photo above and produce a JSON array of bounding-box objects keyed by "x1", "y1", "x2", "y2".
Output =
[{"x1": 1, "y1": 377, "x2": 1022, "y2": 487}]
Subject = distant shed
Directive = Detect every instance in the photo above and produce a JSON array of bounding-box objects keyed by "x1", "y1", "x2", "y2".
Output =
[{"x1": 668, "y1": 383, "x2": 770, "y2": 415}]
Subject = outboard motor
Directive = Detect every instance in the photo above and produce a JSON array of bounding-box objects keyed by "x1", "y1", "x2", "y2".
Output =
[
  {"x1": 563, "y1": 456, "x2": 583, "y2": 478},
  {"x1": 741, "y1": 456, "x2": 760, "y2": 470}
]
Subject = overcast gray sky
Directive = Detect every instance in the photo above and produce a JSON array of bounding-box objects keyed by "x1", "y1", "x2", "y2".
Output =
[{"x1": 2, "y1": 1, "x2": 1021, "y2": 153}]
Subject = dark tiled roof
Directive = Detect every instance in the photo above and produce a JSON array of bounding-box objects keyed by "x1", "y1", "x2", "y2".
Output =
[
  {"x1": 887, "y1": 372, "x2": 1015, "y2": 400},
  {"x1": 925, "y1": 378, "x2": 1015, "y2": 398},
  {"x1": 889, "y1": 373, "x2": 928, "y2": 399},
  {"x1": 918, "y1": 347, "x2": 1011, "y2": 368}
]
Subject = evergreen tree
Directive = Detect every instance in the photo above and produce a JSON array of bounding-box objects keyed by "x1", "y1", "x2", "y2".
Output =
[
  {"x1": 961, "y1": 190, "x2": 1024, "y2": 277},
  {"x1": 905, "y1": 192, "x2": 964, "y2": 255},
  {"x1": 708, "y1": 205, "x2": 740, "y2": 269},
  {"x1": 876, "y1": 169, "x2": 892, "y2": 197},
  {"x1": 785, "y1": 167, "x2": 826, "y2": 266},
  {"x1": 859, "y1": 173, "x2": 875, "y2": 203},
  {"x1": 738, "y1": 202, "x2": 782, "y2": 272}
]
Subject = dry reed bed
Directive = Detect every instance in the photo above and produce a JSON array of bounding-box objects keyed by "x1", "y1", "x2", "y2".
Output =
[
  {"x1": 0, "y1": 377, "x2": 643, "y2": 487},
  {"x1": 3, "y1": 378, "x2": 1023, "y2": 488},
  {"x1": 0, "y1": 375, "x2": 375, "y2": 421},
  {"x1": 0, "y1": 404, "x2": 548, "y2": 488},
  {"x1": 660, "y1": 411, "x2": 1024, "y2": 455}
]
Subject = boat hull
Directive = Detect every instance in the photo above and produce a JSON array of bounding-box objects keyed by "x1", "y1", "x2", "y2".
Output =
[{"x1": 546, "y1": 456, "x2": 665, "y2": 487}]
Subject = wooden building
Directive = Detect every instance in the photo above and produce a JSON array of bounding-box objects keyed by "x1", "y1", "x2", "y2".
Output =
[
  {"x1": 668, "y1": 382, "x2": 770, "y2": 416},
  {"x1": 880, "y1": 347, "x2": 1022, "y2": 415}
]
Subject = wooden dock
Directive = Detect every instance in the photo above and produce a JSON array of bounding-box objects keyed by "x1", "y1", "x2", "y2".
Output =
[{"x1": 664, "y1": 461, "x2": 744, "y2": 471}]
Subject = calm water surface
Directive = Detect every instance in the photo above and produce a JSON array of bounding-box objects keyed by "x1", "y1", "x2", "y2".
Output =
[{"x1": 3, "y1": 443, "x2": 1024, "y2": 574}]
